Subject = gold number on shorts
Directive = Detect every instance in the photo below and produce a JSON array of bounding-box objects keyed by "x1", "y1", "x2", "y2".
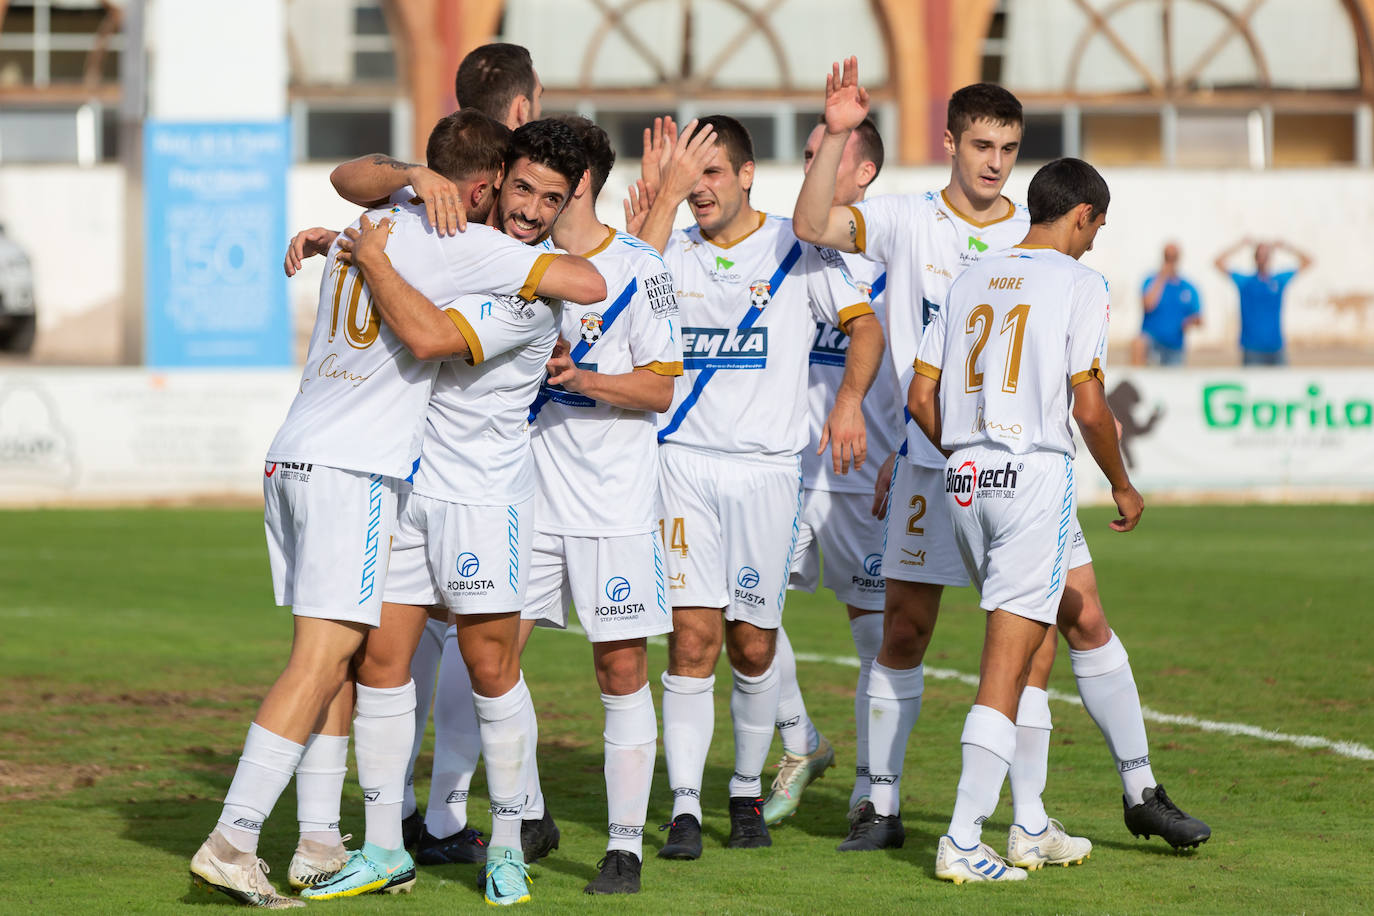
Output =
[
  {"x1": 906, "y1": 494, "x2": 926, "y2": 536},
  {"x1": 658, "y1": 517, "x2": 689, "y2": 557},
  {"x1": 965, "y1": 302, "x2": 1031, "y2": 393},
  {"x1": 327, "y1": 261, "x2": 380, "y2": 350}
]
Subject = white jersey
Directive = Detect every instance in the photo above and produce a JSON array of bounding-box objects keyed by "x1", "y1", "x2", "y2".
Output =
[
  {"x1": 850, "y1": 190, "x2": 1029, "y2": 468},
  {"x1": 530, "y1": 228, "x2": 683, "y2": 535},
  {"x1": 800, "y1": 248, "x2": 904, "y2": 494},
  {"x1": 267, "y1": 197, "x2": 556, "y2": 479},
  {"x1": 411, "y1": 291, "x2": 561, "y2": 505},
  {"x1": 657, "y1": 213, "x2": 872, "y2": 457},
  {"x1": 916, "y1": 245, "x2": 1109, "y2": 457}
]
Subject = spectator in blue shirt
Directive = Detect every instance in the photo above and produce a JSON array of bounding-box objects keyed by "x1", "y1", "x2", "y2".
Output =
[
  {"x1": 1213, "y1": 237, "x2": 1313, "y2": 366},
  {"x1": 1133, "y1": 242, "x2": 1200, "y2": 366}
]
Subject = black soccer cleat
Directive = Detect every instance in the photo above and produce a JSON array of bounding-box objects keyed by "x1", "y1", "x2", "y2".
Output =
[
  {"x1": 726, "y1": 796, "x2": 772, "y2": 849},
  {"x1": 520, "y1": 807, "x2": 561, "y2": 863},
  {"x1": 1124, "y1": 784, "x2": 1211, "y2": 849},
  {"x1": 415, "y1": 826, "x2": 488, "y2": 865},
  {"x1": 583, "y1": 850, "x2": 642, "y2": 894},
  {"x1": 401, "y1": 810, "x2": 425, "y2": 851},
  {"x1": 656, "y1": 813, "x2": 703, "y2": 860},
  {"x1": 837, "y1": 811, "x2": 906, "y2": 852}
]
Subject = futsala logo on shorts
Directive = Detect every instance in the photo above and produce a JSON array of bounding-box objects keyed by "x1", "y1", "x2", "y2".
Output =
[
  {"x1": 596, "y1": 575, "x2": 643, "y2": 618},
  {"x1": 733, "y1": 566, "x2": 764, "y2": 607}
]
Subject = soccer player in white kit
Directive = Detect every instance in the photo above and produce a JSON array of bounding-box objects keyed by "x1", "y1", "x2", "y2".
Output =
[
  {"x1": 798, "y1": 60, "x2": 1210, "y2": 862},
  {"x1": 632, "y1": 115, "x2": 885, "y2": 858},
  {"x1": 515, "y1": 115, "x2": 681, "y2": 894},
  {"x1": 189, "y1": 111, "x2": 603, "y2": 909},
  {"x1": 760, "y1": 116, "x2": 903, "y2": 828},
  {"x1": 912, "y1": 158, "x2": 1211, "y2": 883}
]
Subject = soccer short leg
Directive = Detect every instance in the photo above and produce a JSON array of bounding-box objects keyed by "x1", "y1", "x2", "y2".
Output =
[
  {"x1": 880, "y1": 459, "x2": 970, "y2": 587},
  {"x1": 523, "y1": 531, "x2": 571, "y2": 625},
  {"x1": 1069, "y1": 515, "x2": 1092, "y2": 569},
  {"x1": 945, "y1": 446, "x2": 1077, "y2": 625},
  {"x1": 263, "y1": 462, "x2": 400, "y2": 626},
  {"x1": 813, "y1": 490, "x2": 887, "y2": 611},
  {"x1": 388, "y1": 493, "x2": 534, "y2": 616},
  {"x1": 383, "y1": 486, "x2": 443, "y2": 607},
  {"x1": 787, "y1": 490, "x2": 821, "y2": 593},
  {"x1": 658, "y1": 445, "x2": 726, "y2": 609},
  {"x1": 557, "y1": 532, "x2": 673, "y2": 641}
]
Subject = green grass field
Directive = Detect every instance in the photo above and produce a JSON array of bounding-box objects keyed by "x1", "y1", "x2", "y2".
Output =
[{"x1": 2, "y1": 505, "x2": 1371, "y2": 914}]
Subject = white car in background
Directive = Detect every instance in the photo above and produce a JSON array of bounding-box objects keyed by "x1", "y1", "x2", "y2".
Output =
[{"x1": 0, "y1": 223, "x2": 36, "y2": 353}]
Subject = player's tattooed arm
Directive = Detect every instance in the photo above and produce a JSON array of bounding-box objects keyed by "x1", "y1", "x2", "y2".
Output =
[
  {"x1": 793, "y1": 56, "x2": 868, "y2": 252},
  {"x1": 820, "y1": 312, "x2": 882, "y2": 474},
  {"x1": 336, "y1": 215, "x2": 472, "y2": 361},
  {"x1": 330, "y1": 155, "x2": 467, "y2": 236}
]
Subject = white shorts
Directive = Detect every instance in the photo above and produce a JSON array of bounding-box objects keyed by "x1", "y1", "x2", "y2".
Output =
[
  {"x1": 880, "y1": 461, "x2": 970, "y2": 587},
  {"x1": 263, "y1": 462, "x2": 400, "y2": 627},
  {"x1": 788, "y1": 488, "x2": 885, "y2": 611},
  {"x1": 524, "y1": 530, "x2": 673, "y2": 641},
  {"x1": 945, "y1": 446, "x2": 1077, "y2": 625},
  {"x1": 658, "y1": 444, "x2": 803, "y2": 629},
  {"x1": 383, "y1": 490, "x2": 534, "y2": 615}
]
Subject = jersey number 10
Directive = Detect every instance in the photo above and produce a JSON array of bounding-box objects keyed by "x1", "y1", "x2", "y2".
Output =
[
  {"x1": 328, "y1": 261, "x2": 380, "y2": 349},
  {"x1": 965, "y1": 303, "x2": 1030, "y2": 394}
]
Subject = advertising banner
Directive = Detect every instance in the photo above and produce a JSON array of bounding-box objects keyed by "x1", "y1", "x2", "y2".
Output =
[{"x1": 144, "y1": 121, "x2": 291, "y2": 367}]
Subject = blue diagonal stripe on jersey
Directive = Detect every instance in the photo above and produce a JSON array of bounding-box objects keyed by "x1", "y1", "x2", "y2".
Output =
[
  {"x1": 870, "y1": 271, "x2": 887, "y2": 301},
  {"x1": 658, "y1": 240, "x2": 803, "y2": 443},
  {"x1": 528, "y1": 276, "x2": 639, "y2": 422}
]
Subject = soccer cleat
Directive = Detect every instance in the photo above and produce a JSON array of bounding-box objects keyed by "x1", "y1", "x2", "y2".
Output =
[
  {"x1": 1006, "y1": 819, "x2": 1092, "y2": 869},
  {"x1": 520, "y1": 807, "x2": 561, "y2": 862},
  {"x1": 189, "y1": 831, "x2": 304, "y2": 909},
  {"x1": 1124, "y1": 783, "x2": 1211, "y2": 849},
  {"x1": 416, "y1": 825, "x2": 488, "y2": 865},
  {"x1": 761, "y1": 735, "x2": 836, "y2": 825},
  {"x1": 401, "y1": 810, "x2": 425, "y2": 850},
  {"x1": 287, "y1": 833, "x2": 351, "y2": 890},
  {"x1": 836, "y1": 810, "x2": 905, "y2": 852},
  {"x1": 847, "y1": 797, "x2": 874, "y2": 830},
  {"x1": 583, "y1": 849, "x2": 642, "y2": 895},
  {"x1": 656, "y1": 813, "x2": 703, "y2": 860},
  {"x1": 299, "y1": 844, "x2": 416, "y2": 899},
  {"x1": 478, "y1": 846, "x2": 532, "y2": 906},
  {"x1": 935, "y1": 835, "x2": 1028, "y2": 884},
  {"x1": 726, "y1": 796, "x2": 771, "y2": 849}
]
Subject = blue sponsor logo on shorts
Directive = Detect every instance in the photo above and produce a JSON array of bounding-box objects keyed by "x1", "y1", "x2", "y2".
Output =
[
  {"x1": 605, "y1": 576, "x2": 632, "y2": 602},
  {"x1": 456, "y1": 552, "x2": 481, "y2": 577},
  {"x1": 863, "y1": 553, "x2": 883, "y2": 577},
  {"x1": 737, "y1": 566, "x2": 760, "y2": 589}
]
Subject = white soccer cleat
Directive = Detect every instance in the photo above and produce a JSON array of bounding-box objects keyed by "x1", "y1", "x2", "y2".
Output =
[
  {"x1": 1006, "y1": 818, "x2": 1092, "y2": 869},
  {"x1": 189, "y1": 831, "x2": 305, "y2": 908},
  {"x1": 935, "y1": 834, "x2": 1028, "y2": 884},
  {"x1": 287, "y1": 834, "x2": 351, "y2": 890}
]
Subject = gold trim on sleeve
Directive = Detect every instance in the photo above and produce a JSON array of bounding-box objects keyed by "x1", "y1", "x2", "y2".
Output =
[
  {"x1": 914, "y1": 359, "x2": 942, "y2": 381},
  {"x1": 518, "y1": 252, "x2": 558, "y2": 301},
  {"x1": 837, "y1": 302, "x2": 875, "y2": 329},
  {"x1": 637, "y1": 360, "x2": 684, "y2": 377},
  {"x1": 445, "y1": 308, "x2": 484, "y2": 364},
  {"x1": 1070, "y1": 358, "x2": 1104, "y2": 387},
  {"x1": 846, "y1": 205, "x2": 867, "y2": 253}
]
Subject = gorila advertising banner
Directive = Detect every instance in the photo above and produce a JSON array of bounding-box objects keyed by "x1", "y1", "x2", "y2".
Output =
[{"x1": 1075, "y1": 369, "x2": 1374, "y2": 503}]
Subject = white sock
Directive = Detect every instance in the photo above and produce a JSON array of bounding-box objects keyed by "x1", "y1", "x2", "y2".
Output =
[
  {"x1": 425, "y1": 626, "x2": 481, "y2": 838},
  {"x1": 948, "y1": 704, "x2": 1016, "y2": 849},
  {"x1": 1009, "y1": 686, "x2": 1052, "y2": 833},
  {"x1": 296, "y1": 732, "x2": 349, "y2": 846},
  {"x1": 353, "y1": 681, "x2": 416, "y2": 852},
  {"x1": 728, "y1": 665, "x2": 780, "y2": 799},
  {"x1": 473, "y1": 674, "x2": 535, "y2": 850},
  {"x1": 1070, "y1": 632, "x2": 1157, "y2": 805},
  {"x1": 849, "y1": 613, "x2": 883, "y2": 807},
  {"x1": 661, "y1": 672, "x2": 714, "y2": 821},
  {"x1": 404, "y1": 617, "x2": 447, "y2": 817},
  {"x1": 866, "y1": 662, "x2": 923, "y2": 817},
  {"x1": 216, "y1": 723, "x2": 305, "y2": 855},
  {"x1": 603, "y1": 685, "x2": 656, "y2": 859},
  {"x1": 524, "y1": 716, "x2": 545, "y2": 821},
  {"x1": 773, "y1": 627, "x2": 820, "y2": 756}
]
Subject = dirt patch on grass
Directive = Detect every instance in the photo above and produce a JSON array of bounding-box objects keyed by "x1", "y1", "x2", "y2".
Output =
[{"x1": 0, "y1": 759, "x2": 110, "y2": 801}]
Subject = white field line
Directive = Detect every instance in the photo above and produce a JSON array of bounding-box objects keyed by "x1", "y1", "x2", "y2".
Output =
[{"x1": 600, "y1": 633, "x2": 1374, "y2": 761}]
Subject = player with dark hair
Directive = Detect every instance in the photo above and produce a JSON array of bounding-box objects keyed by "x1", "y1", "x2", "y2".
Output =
[
  {"x1": 455, "y1": 42, "x2": 542, "y2": 128},
  {"x1": 630, "y1": 114, "x2": 885, "y2": 859}
]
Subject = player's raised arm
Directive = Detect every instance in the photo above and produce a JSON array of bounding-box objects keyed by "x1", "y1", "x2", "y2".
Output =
[
  {"x1": 337, "y1": 215, "x2": 472, "y2": 361},
  {"x1": 331, "y1": 154, "x2": 468, "y2": 235},
  {"x1": 793, "y1": 57, "x2": 870, "y2": 251},
  {"x1": 633, "y1": 118, "x2": 718, "y2": 252}
]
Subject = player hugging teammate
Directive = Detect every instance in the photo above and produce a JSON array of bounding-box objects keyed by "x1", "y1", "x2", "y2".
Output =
[{"x1": 190, "y1": 44, "x2": 1209, "y2": 909}]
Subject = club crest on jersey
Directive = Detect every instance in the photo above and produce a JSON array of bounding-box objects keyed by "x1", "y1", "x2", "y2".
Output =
[
  {"x1": 856, "y1": 280, "x2": 873, "y2": 298},
  {"x1": 579, "y1": 311, "x2": 603, "y2": 344},
  {"x1": 749, "y1": 279, "x2": 772, "y2": 309}
]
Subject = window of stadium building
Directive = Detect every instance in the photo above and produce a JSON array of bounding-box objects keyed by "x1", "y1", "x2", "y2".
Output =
[
  {"x1": 288, "y1": 0, "x2": 406, "y2": 161},
  {"x1": 0, "y1": 0, "x2": 122, "y2": 164}
]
